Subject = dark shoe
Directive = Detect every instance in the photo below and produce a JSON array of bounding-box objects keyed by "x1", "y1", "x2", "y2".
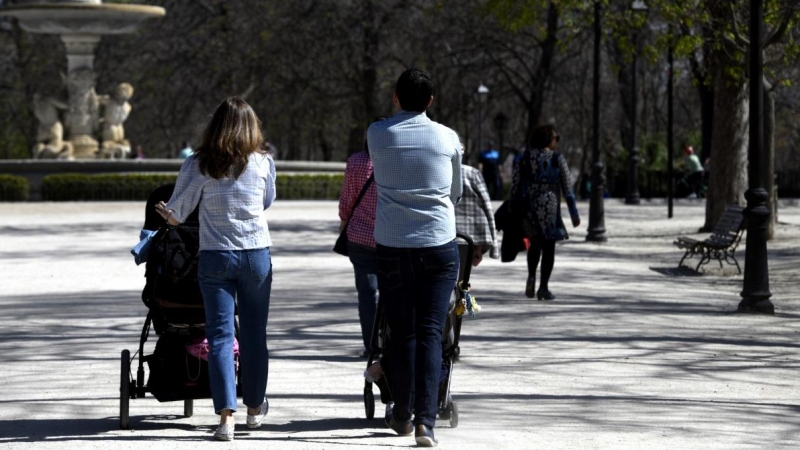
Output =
[
  {"x1": 537, "y1": 289, "x2": 555, "y2": 301},
  {"x1": 385, "y1": 407, "x2": 413, "y2": 436},
  {"x1": 415, "y1": 424, "x2": 438, "y2": 447},
  {"x1": 525, "y1": 277, "x2": 535, "y2": 298},
  {"x1": 383, "y1": 401, "x2": 395, "y2": 423}
]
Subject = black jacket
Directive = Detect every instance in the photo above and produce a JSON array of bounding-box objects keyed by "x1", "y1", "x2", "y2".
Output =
[{"x1": 494, "y1": 200, "x2": 527, "y2": 262}]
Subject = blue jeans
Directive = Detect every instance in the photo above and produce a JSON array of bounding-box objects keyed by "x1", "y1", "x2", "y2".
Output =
[
  {"x1": 376, "y1": 240, "x2": 459, "y2": 428},
  {"x1": 198, "y1": 248, "x2": 272, "y2": 414},
  {"x1": 347, "y1": 242, "x2": 378, "y2": 352}
]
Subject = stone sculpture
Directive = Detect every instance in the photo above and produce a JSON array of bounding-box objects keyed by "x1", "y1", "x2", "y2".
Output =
[
  {"x1": 31, "y1": 78, "x2": 136, "y2": 160},
  {"x1": 31, "y1": 92, "x2": 74, "y2": 159},
  {"x1": 64, "y1": 67, "x2": 100, "y2": 158},
  {"x1": 98, "y1": 82, "x2": 134, "y2": 159}
]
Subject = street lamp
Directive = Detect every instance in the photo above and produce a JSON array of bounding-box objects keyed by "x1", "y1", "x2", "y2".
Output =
[
  {"x1": 493, "y1": 111, "x2": 508, "y2": 160},
  {"x1": 587, "y1": 1, "x2": 607, "y2": 241},
  {"x1": 739, "y1": 0, "x2": 773, "y2": 314},
  {"x1": 476, "y1": 83, "x2": 490, "y2": 156},
  {"x1": 625, "y1": 0, "x2": 648, "y2": 205},
  {"x1": 667, "y1": 25, "x2": 675, "y2": 218}
]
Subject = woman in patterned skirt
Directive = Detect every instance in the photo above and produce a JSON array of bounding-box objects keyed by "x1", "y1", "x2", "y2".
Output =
[{"x1": 509, "y1": 124, "x2": 580, "y2": 300}]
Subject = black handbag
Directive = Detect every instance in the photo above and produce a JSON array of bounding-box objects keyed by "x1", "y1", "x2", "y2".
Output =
[
  {"x1": 334, "y1": 174, "x2": 374, "y2": 256},
  {"x1": 333, "y1": 230, "x2": 349, "y2": 256}
]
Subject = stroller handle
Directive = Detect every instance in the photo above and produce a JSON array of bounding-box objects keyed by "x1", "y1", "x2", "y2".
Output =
[{"x1": 455, "y1": 232, "x2": 474, "y2": 285}]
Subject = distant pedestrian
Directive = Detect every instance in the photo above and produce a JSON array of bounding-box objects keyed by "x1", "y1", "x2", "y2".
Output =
[
  {"x1": 500, "y1": 148, "x2": 520, "y2": 184},
  {"x1": 177, "y1": 141, "x2": 193, "y2": 159},
  {"x1": 367, "y1": 68, "x2": 461, "y2": 447},
  {"x1": 135, "y1": 145, "x2": 146, "y2": 160},
  {"x1": 682, "y1": 145, "x2": 705, "y2": 198},
  {"x1": 478, "y1": 140, "x2": 503, "y2": 200},
  {"x1": 510, "y1": 124, "x2": 580, "y2": 300},
  {"x1": 263, "y1": 141, "x2": 278, "y2": 159}
]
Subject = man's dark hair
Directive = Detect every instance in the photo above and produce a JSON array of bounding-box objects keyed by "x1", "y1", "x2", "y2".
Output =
[
  {"x1": 529, "y1": 124, "x2": 556, "y2": 149},
  {"x1": 395, "y1": 68, "x2": 434, "y2": 112}
]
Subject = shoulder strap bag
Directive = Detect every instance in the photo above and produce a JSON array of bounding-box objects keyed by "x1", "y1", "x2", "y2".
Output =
[{"x1": 333, "y1": 173, "x2": 374, "y2": 256}]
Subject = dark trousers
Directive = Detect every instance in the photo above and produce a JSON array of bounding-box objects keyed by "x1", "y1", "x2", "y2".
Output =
[
  {"x1": 376, "y1": 240, "x2": 459, "y2": 428},
  {"x1": 527, "y1": 239, "x2": 555, "y2": 291},
  {"x1": 688, "y1": 171, "x2": 704, "y2": 197},
  {"x1": 347, "y1": 242, "x2": 378, "y2": 352}
]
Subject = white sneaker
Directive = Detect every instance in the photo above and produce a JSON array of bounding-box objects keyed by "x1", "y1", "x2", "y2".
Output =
[
  {"x1": 246, "y1": 398, "x2": 269, "y2": 429},
  {"x1": 214, "y1": 422, "x2": 234, "y2": 441}
]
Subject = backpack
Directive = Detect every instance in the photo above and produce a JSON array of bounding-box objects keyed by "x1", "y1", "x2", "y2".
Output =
[{"x1": 142, "y1": 225, "x2": 204, "y2": 332}]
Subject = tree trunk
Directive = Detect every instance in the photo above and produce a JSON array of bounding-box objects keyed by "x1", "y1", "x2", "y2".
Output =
[
  {"x1": 523, "y1": 1, "x2": 558, "y2": 145},
  {"x1": 607, "y1": 36, "x2": 633, "y2": 170},
  {"x1": 346, "y1": 0, "x2": 380, "y2": 156},
  {"x1": 703, "y1": 67, "x2": 748, "y2": 231},
  {"x1": 698, "y1": 85, "x2": 714, "y2": 162}
]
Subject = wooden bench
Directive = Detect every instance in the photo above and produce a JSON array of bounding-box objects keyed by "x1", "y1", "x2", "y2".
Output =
[{"x1": 673, "y1": 205, "x2": 746, "y2": 274}]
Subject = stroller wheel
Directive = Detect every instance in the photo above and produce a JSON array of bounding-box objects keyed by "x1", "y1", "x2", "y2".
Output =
[
  {"x1": 449, "y1": 401, "x2": 459, "y2": 428},
  {"x1": 120, "y1": 350, "x2": 131, "y2": 430},
  {"x1": 184, "y1": 399, "x2": 193, "y2": 418},
  {"x1": 364, "y1": 387, "x2": 375, "y2": 419}
]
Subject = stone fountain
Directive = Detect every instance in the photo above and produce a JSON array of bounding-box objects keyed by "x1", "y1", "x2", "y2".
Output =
[{"x1": 0, "y1": 0, "x2": 165, "y2": 159}]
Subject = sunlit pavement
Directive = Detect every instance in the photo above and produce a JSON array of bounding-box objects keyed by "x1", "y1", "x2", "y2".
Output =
[{"x1": 1, "y1": 199, "x2": 799, "y2": 449}]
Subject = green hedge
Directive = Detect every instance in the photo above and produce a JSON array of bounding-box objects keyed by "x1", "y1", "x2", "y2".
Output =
[
  {"x1": 0, "y1": 174, "x2": 29, "y2": 202},
  {"x1": 41, "y1": 173, "x2": 344, "y2": 201},
  {"x1": 276, "y1": 173, "x2": 344, "y2": 200},
  {"x1": 42, "y1": 174, "x2": 178, "y2": 201}
]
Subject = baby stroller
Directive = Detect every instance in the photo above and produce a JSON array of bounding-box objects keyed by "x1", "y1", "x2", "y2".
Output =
[
  {"x1": 119, "y1": 184, "x2": 239, "y2": 429},
  {"x1": 363, "y1": 233, "x2": 479, "y2": 428}
]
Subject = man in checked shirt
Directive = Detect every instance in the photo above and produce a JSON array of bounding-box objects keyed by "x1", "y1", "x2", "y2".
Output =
[{"x1": 367, "y1": 68, "x2": 462, "y2": 448}]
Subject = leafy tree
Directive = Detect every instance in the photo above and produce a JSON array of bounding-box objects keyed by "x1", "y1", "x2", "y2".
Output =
[{"x1": 654, "y1": 0, "x2": 800, "y2": 232}]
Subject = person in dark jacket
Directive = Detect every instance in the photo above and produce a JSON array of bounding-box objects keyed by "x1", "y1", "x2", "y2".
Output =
[{"x1": 509, "y1": 124, "x2": 580, "y2": 300}]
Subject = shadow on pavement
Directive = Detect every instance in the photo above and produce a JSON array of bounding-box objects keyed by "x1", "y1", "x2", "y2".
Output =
[{"x1": 648, "y1": 266, "x2": 703, "y2": 277}]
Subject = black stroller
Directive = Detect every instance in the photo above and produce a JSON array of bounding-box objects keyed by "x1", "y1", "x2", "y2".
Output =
[
  {"x1": 363, "y1": 233, "x2": 477, "y2": 428},
  {"x1": 119, "y1": 184, "x2": 239, "y2": 429}
]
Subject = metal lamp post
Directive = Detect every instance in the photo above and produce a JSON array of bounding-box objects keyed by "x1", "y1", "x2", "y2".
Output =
[
  {"x1": 587, "y1": 1, "x2": 607, "y2": 241},
  {"x1": 739, "y1": 0, "x2": 773, "y2": 314},
  {"x1": 625, "y1": 0, "x2": 648, "y2": 205},
  {"x1": 667, "y1": 24, "x2": 674, "y2": 218},
  {"x1": 476, "y1": 83, "x2": 490, "y2": 156},
  {"x1": 493, "y1": 112, "x2": 509, "y2": 161}
]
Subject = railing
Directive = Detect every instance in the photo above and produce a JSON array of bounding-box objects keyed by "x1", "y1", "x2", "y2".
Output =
[{"x1": 602, "y1": 169, "x2": 800, "y2": 198}]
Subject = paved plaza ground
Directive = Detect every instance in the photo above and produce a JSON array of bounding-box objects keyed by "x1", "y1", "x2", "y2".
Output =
[{"x1": 1, "y1": 199, "x2": 799, "y2": 450}]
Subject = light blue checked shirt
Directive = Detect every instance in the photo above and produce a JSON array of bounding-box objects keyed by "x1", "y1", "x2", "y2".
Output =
[
  {"x1": 367, "y1": 110, "x2": 462, "y2": 248},
  {"x1": 166, "y1": 152, "x2": 276, "y2": 251}
]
